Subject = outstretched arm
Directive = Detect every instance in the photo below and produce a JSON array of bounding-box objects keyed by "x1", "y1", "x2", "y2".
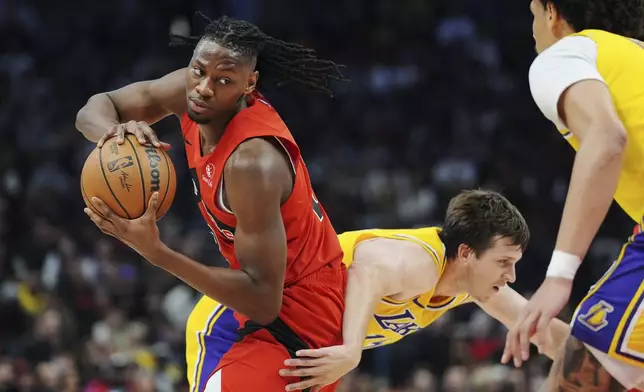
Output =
[{"x1": 475, "y1": 286, "x2": 569, "y2": 361}]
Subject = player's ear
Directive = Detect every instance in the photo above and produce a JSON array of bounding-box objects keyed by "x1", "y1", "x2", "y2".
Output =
[
  {"x1": 457, "y1": 244, "x2": 475, "y2": 262},
  {"x1": 545, "y1": 2, "x2": 558, "y2": 25},
  {"x1": 245, "y1": 71, "x2": 259, "y2": 94}
]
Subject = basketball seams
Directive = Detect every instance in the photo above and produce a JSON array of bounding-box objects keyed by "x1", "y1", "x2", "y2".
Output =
[
  {"x1": 157, "y1": 148, "x2": 172, "y2": 218},
  {"x1": 124, "y1": 135, "x2": 147, "y2": 215},
  {"x1": 98, "y1": 143, "x2": 132, "y2": 219},
  {"x1": 81, "y1": 179, "x2": 116, "y2": 225},
  {"x1": 80, "y1": 175, "x2": 102, "y2": 217}
]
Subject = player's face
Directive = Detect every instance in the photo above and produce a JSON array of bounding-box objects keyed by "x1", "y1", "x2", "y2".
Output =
[
  {"x1": 186, "y1": 40, "x2": 259, "y2": 125},
  {"x1": 530, "y1": 0, "x2": 557, "y2": 53},
  {"x1": 463, "y1": 236, "x2": 522, "y2": 302}
]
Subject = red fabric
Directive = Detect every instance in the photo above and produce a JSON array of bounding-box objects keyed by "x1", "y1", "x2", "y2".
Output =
[{"x1": 205, "y1": 330, "x2": 340, "y2": 391}]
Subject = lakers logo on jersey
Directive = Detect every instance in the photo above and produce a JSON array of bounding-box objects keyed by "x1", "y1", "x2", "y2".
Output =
[
  {"x1": 374, "y1": 309, "x2": 421, "y2": 337},
  {"x1": 578, "y1": 300, "x2": 615, "y2": 332}
]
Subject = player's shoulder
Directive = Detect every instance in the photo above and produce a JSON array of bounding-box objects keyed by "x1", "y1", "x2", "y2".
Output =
[
  {"x1": 223, "y1": 137, "x2": 292, "y2": 193},
  {"x1": 226, "y1": 137, "x2": 288, "y2": 174},
  {"x1": 352, "y1": 227, "x2": 440, "y2": 242},
  {"x1": 528, "y1": 35, "x2": 604, "y2": 126},
  {"x1": 353, "y1": 234, "x2": 437, "y2": 272},
  {"x1": 387, "y1": 227, "x2": 443, "y2": 249},
  {"x1": 359, "y1": 227, "x2": 444, "y2": 260},
  {"x1": 529, "y1": 35, "x2": 598, "y2": 77}
]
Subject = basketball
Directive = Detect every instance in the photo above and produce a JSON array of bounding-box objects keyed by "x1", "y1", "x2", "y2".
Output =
[{"x1": 81, "y1": 134, "x2": 177, "y2": 220}]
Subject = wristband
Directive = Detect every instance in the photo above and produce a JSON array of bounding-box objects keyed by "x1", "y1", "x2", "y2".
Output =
[{"x1": 546, "y1": 251, "x2": 581, "y2": 280}]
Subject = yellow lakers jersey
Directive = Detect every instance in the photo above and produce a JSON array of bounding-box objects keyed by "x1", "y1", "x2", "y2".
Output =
[
  {"x1": 563, "y1": 30, "x2": 644, "y2": 223},
  {"x1": 338, "y1": 227, "x2": 470, "y2": 349}
]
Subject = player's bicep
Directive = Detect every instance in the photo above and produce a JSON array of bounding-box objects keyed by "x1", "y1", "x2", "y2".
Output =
[
  {"x1": 558, "y1": 80, "x2": 626, "y2": 144},
  {"x1": 106, "y1": 68, "x2": 187, "y2": 124},
  {"x1": 224, "y1": 139, "x2": 292, "y2": 290}
]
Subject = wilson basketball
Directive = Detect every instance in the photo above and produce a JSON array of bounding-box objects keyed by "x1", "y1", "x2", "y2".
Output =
[{"x1": 81, "y1": 134, "x2": 176, "y2": 220}]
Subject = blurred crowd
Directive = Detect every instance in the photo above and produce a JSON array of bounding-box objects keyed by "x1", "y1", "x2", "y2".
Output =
[{"x1": 0, "y1": 0, "x2": 635, "y2": 391}]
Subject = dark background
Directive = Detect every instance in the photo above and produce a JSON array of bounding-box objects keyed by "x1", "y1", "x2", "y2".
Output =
[{"x1": 0, "y1": 0, "x2": 633, "y2": 390}]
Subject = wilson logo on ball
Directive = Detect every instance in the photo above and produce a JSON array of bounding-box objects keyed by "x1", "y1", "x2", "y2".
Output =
[
  {"x1": 107, "y1": 156, "x2": 134, "y2": 172},
  {"x1": 145, "y1": 147, "x2": 162, "y2": 192}
]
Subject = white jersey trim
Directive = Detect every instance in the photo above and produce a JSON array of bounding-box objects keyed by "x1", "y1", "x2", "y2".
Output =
[{"x1": 529, "y1": 36, "x2": 605, "y2": 130}]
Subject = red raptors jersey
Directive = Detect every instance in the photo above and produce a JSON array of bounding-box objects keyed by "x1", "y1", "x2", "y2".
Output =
[{"x1": 181, "y1": 90, "x2": 344, "y2": 296}]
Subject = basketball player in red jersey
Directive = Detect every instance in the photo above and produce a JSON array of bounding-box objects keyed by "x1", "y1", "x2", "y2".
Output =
[{"x1": 75, "y1": 15, "x2": 349, "y2": 391}]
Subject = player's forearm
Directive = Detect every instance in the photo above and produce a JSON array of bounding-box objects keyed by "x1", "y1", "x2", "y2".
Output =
[
  {"x1": 75, "y1": 93, "x2": 121, "y2": 142},
  {"x1": 145, "y1": 242, "x2": 281, "y2": 325},
  {"x1": 342, "y1": 261, "x2": 383, "y2": 351},
  {"x1": 554, "y1": 130, "x2": 625, "y2": 260}
]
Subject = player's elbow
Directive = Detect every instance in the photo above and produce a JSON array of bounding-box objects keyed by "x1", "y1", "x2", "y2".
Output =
[
  {"x1": 75, "y1": 101, "x2": 91, "y2": 135},
  {"x1": 600, "y1": 123, "x2": 627, "y2": 155},
  {"x1": 586, "y1": 122, "x2": 627, "y2": 163},
  {"x1": 75, "y1": 93, "x2": 114, "y2": 142}
]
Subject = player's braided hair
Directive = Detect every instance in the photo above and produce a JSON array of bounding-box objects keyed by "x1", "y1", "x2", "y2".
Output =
[
  {"x1": 170, "y1": 14, "x2": 349, "y2": 97},
  {"x1": 540, "y1": 0, "x2": 644, "y2": 40}
]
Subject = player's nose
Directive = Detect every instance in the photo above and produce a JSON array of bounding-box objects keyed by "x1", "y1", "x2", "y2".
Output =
[
  {"x1": 506, "y1": 266, "x2": 516, "y2": 284},
  {"x1": 195, "y1": 78, "x2": 214, "y2": 98}
]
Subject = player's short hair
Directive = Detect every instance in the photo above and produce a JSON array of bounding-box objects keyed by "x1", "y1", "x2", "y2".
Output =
[
  {"x1": 538, "y1": 0, "x2": 644, "y2": 39},
  {"x1": 439, "y1": 189, "x2": 530, "y2": 259},
  {"x1": 170, "y1": 14, "x2": 349, "y2": 96}
]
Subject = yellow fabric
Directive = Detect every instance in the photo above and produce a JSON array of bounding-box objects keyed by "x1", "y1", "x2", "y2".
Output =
[{"x1": 564, "y1": 30, "x2": 644, "y2": 223}]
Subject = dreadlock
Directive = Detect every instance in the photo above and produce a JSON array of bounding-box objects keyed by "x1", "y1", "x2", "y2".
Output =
[
  {"x1": 540, "y1": 0, "x2": 644, "y2": 40},
  {"x1": 170, "y1": 14, "x2": 349, "y2": 97}
]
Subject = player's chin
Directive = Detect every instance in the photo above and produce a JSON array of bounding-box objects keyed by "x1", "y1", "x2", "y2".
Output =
[
  {"x1": 187, "y1": 109, "x2": 213, "y2": 125},
  {"x1": 473, "y1": 288, "x2": 498, "y2": 303}
]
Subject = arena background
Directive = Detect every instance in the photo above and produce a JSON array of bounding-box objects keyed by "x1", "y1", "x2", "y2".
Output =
[{"x1": 0, "y1": 0, "x2": 634, "y2": 391}]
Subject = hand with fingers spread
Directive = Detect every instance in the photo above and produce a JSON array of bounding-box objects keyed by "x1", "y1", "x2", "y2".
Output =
[
  {"x1": 84, "y1": 192, "x2": 164, "y2": 258},
  {"x1": 501, "y1": 277, "x2": 572, "y2": 367},
  {"x1": 280, "y1": 345, "x2": 361, "y2": 392},
  {"x1": 97, "y1": 120, "x2": 171, "y2": 150}
]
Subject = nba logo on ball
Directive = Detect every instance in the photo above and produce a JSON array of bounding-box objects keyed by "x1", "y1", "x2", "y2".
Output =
[
  {"x1": 202, "y1": 163, "x2": 215, "y2": 187},
  {"x1": 107, "y1": 156, "x2": 134, "y2": 172}
]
